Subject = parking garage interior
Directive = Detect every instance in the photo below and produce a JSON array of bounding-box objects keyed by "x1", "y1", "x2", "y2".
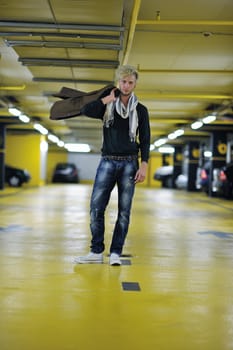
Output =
[{"x1": 0, "y1": 1, "x2": 233, "y2": 350}]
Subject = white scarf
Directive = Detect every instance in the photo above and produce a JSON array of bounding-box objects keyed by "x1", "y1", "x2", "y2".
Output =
[{"x1": 103, "y1": 93, "x2": 138, "y2": 141}]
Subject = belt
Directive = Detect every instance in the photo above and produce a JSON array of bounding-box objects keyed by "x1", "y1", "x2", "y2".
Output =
[{"x1": 103, "y1": 155, "x2": 138, "y2": 161}]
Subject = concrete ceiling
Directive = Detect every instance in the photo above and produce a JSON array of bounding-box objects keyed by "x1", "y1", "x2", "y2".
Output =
[{"x1": 0, "y1": 0, "x2": 233, "y2": 153}]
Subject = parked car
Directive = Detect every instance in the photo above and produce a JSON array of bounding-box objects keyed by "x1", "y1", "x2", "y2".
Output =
[
  {"x1": 5, "y1": 164, "x2": 31, "y2": 187},
  {"x1": 153, "y1": 165, "x2": 174, "y2": 188},
  {"x1": 212, "y1": 162, "x2": 233, "y2": 199},
  {"x1": 52, "y1": 163, "x2": 79, "y2": 183},
  {"x1": 196, "y1": 161, "x2": 233, "y2": 199}
]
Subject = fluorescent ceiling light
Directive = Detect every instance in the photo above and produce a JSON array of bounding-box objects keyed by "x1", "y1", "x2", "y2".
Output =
[
  {"x1": 48, "y1": 134, "x2": 59, "y2": 143},
  {"x1": 154, "y1": 138, "x2": 167, "y2": 147},
  {"x1": 202, "y1": 115, "x2": 216, "y2": 124},
  {"x1": 174, "y1": 129, "x2": 184, "y2": 137},
  {"x1": 150, "y1": 144, "x2": 155, "y2": 151},
  {"x1": 8, "y1": 107, "x2": 21, "y2": 116},
  {"x1": 33, "y1": 123, "x2": 48, "y2": 135},
  {"x1": 57, "y1": 140, "x2": 65, "y2": 147},
  {"x1": 168, "y1": 132, "x2": 177, "y2": 140},
  {"x1": 168, "y1": 129, "x2": 184, "y2": 140},
  {"x1": 65, "y1": 143, "x2": 91, "y2": 153},
  {"x1": 191, "y1": 121, "x2": 203, "y2": 130},
  {"x1": 19, "y1": 114, "x2": 30, "y2": 123},
  {"x1": 158, "y1": 146, "x2": 175, "y2": 154}
]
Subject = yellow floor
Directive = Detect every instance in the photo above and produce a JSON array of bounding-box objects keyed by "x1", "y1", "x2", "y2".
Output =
[{"x1": 0, "y1": 184, "x2": 233, "y2": 350}]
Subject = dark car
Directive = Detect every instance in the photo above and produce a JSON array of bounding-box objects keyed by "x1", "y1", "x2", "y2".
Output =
[
  {"x1": 5, "y1": 164, "x2": 31, "y2": 187},
  {"x1": 52, "y1": 163, "x2": 79, "y2": 183}
]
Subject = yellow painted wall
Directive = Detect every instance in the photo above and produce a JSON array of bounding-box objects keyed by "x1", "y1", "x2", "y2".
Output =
[
  {"x1": 149, "y1": 152, "x2": 163, "y2": 188},
  {"x1": 47, "y1": 150, "x2": 68, "y2": 183},
  {"x1": 6, "y1": 133, "x2": 68, "y2": 185},
  {"x1": 148, "y1": 152, "x2": 173, "y2": 188},
  {"x1": 5, "y1": 133, "x2": 41, "y2": 187}
]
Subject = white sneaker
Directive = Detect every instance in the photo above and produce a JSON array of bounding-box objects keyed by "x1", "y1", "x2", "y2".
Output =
[
  {"x1": 109, "y1": 253, "x2": 122, "y2": 266},
  {"x1": 73, "y1": 252, "x2": 103, "y2": 264}
]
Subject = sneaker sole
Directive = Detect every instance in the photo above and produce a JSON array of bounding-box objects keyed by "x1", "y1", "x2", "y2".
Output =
[{"x1": 73, "y1": 259, "x2": 103, "y2": 264}]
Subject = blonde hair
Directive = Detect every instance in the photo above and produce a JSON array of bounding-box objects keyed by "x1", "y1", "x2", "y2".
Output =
[{"x1": 116, "y1": 65, "x2": 138, "y2": 81}]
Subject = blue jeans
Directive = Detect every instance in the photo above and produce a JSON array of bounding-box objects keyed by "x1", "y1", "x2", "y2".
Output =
[{"x1": 90, "y1": 157, "x2": 138, "y2": 255}]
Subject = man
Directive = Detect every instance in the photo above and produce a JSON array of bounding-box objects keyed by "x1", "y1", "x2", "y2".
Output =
[{"x1": 74, "y1": 65, "x2": 151, "y2": 266}]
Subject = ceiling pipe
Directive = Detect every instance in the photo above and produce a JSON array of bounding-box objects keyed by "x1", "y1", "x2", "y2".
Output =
[
  {"x1": 137, "y1": 20, "x2": 233, "y2": 26},
  {"x1": 0, "y1": 20, "x2": 124, "y2": 32},
  {"x1": 122, "y1": 0, "x2": 141, "y2": 65},
  {"x1": 0, "y1": 31, "x2": 120, "y2": 40},
  {"x1": 18, "y1": 58, "x2": 119, "y2": 68},
  {"x1": 35, "y1": 77, "x2": 113, "y2": 84},
  {"x1": 5, "y1": 40, "x2": 122, "y2": 50}
]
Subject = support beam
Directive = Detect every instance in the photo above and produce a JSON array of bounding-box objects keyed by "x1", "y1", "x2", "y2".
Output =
[
  {"x1": 122, "y1": 0, "x2": 141, "y2": 64},
  {"x1": 138, "y1": 92, "x2": 233, "y2": 100},
  {"x1": 137, "y1": 20, "x2": 233, "y2": 26},
  {"x1": 138, "y1": 68, "x2": 233, "y2": 74}
]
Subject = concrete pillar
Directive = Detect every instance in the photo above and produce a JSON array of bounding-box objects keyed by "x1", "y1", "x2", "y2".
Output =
[
  {"x1": 0, "y1": 125, "x2": 6, "y2": 190},
  {"x1": 162, "y1": 154, "x2": 170, "y2": 166},
  {"x1": 160, "y1": 153, "x2": 172, "y2": 188},
  {"x1": 187, "y1": 141, "x2": 200, "y2": 191},
  {"x1": 173, "y1": 145, "x2": 183, "y2": 188}
]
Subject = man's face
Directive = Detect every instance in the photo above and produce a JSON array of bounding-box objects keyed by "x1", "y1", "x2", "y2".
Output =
[{"x1": 118, "y1": 74, "x2": 137, "y2": 96}]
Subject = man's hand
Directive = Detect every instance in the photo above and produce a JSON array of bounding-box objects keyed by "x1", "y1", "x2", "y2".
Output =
[
  {"x1": 101, "y1": 88, "x2": 118, "y2": 105},
  {"x1": 134, "y1": 161, "x2": 148, "y2": 183}
]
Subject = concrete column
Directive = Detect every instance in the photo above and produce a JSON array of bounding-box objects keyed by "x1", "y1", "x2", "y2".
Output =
[
  {"x1": 173, "y1": 145, "x2": 183, "y2": 188},
  {"x1": 160, "y1": 153, "x2": 172, "y2": 188},
  {"x1": 187, "y1": 141, "x2": 200, "y2": 191},
  {"x1": 162, "y1": 153, "x2": 170, "y2": 166},
  {"x1": 0, "y1": 125, "x2": 6, "y2": 190}
]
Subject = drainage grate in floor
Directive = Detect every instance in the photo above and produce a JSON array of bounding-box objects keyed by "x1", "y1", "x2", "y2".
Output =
[{"x1": 121, "y1": 282, "x2": 141, "y2": 291}]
